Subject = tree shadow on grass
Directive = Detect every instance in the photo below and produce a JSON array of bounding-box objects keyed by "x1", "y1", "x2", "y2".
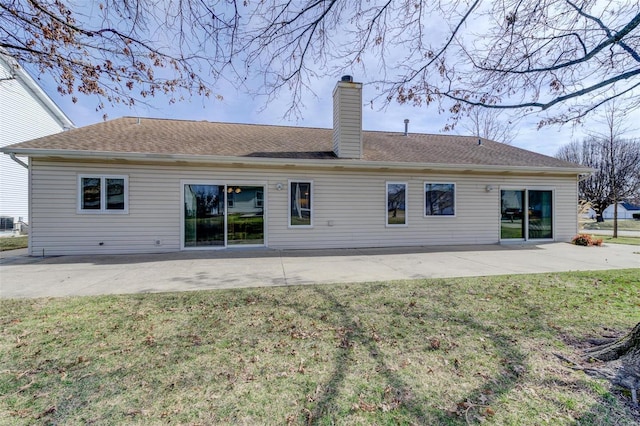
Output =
[
  {"x1": 11, "y1": 276, "x2": 636, "y2": 425},
  {"x1": 297, "y1": 286, "x2": 530, "y2": 424}
]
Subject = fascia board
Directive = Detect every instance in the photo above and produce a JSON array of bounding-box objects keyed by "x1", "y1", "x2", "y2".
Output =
[{"x1": 0, "y1": 147, "x2": 593, "y2": 175}]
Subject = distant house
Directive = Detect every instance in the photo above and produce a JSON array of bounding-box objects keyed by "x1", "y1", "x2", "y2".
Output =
[
  {"x1": 602, "y1": 202, "x2": 640, "y2": 220},
  {"x1": 1, "y1": 77, "x2": 590, "y2": 255},
  {"x1": 0, "y1": 51, "x2": 74, "y2": 231}
]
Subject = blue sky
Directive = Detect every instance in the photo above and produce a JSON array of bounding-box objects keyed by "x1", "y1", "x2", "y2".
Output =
[
  {"x1": 17, "y1": 0, "x2": 640, "y2": 158},
  {"x1": 11, "y1": 0, "x2": 640, "y2": 158}
]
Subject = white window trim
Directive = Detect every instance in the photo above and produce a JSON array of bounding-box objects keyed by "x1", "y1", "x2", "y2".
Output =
[
  {"x1": 77, "y1": 175, "x2": 129, "y2": 214},
  {"x1": 288, "y1": 180, "x2": 314, "y2": 228},
  {"x1": 424, "y1": 182, "x2": 456, "y2": 217},
  {"x1": 386, "y1": 181, "x2": 408, "y2": 227}
]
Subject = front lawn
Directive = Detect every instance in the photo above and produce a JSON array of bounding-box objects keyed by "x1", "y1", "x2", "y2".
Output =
[
  {"x1": 582, "y1": 219, "x2": 640, "y2": 231},
  {"x1": 0, "y1": 236, "x2": 28, "y2": 251},
  {"x1": 600, "y1": 236, "x2": 640, "y2": 246},
  {"x1": 1, "y1": 270, "x2": 639, "y2": 425}
]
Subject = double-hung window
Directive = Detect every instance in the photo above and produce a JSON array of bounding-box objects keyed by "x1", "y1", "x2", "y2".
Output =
[
  {"x1": 78, "y1": 175, "x2": 128, "y2": 214},
  {"x1": 386, "y1": 182, "x2": 407, "y2": 226},
  {"x1": 289, "y1": 181, "x2": 313, "y2": 227},
  {"x1": 424, "y1": 183, "x2": 455, "y2": 216}
]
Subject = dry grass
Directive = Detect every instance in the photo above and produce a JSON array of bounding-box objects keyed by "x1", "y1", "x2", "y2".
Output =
[
  {"x1": 0, "y1": 236, "x2": 28, "y2": 251},
  {"x1": 1, "y1": 269, "x2": 639, "y2": 425},
  {"x1": 600, "y1": 236, "x2": 640, "y2": 246},
  {"x1": 582, "y1": 219, "x2": 640, "y2": 231}
]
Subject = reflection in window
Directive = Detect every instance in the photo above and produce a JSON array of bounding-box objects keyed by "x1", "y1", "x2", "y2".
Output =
[
  {"x1": 82, "y1": 178, "x2": 101, "y2": 210},
  {"x1": 387, "y1": 182, "x2": 407, "y2": 225},
  {"x1": 425, "y1": 183, "x2": 455, "y2": 216},
  {"x1": 106, "y1": 178, "x2": 125, "y2": 210},
  {"x1": 528, "y1": 190, "x2": 553, "y2": 239},
  {"x1": 501, "y1": 189, "x2": 553, "y2": 240},
  {"x1": 290, "y1": 181, "x2": 312, "y2": 226},
  {"x1": 184, "y1": 184, "x2": 225, "y2": 247},
  {"x1": 226, "y1": 185, "x2": 264, "y2": 245},
  {"x1": 80, "y1": 176, "x2": 127, "y2": 213},
  {"x1": 501, "y1": 190, "x2": 525, "y2": 239}
]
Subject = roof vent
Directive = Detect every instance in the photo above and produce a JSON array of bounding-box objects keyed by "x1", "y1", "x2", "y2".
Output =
[
  {"x1": 404, "y1": 119, "x2": 409, "y2": 136},
  {"x1": 478, "y1": 138, "x2": 482, "y2": 146},
  {"x1": 341, "y1": 75, "x2": 353, "y2": 82}
]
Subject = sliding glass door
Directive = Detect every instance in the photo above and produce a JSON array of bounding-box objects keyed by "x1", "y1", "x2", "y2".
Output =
[
  {"x1": 226, "y1": 185, "x2": 264, "y2": 245},
  {"x1": 184, "y1": 184, "x2": 225, "y2": 247},
  {"x1": 501, "y1": 190, "x2": 525, "y2": 239},
  {"x1": 184, "y1": 183, "x2": 264, "y2": 248},
  {"x1": 501, "y1": 189, "x2": 553, "y2": 241},
  {"x1": 528, "y1": 190, "x2": 553, "y2": 239}
]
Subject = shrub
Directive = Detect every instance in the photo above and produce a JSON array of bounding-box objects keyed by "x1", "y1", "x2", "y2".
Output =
[
  {"x1": 572, "y1": 233, "x2": 603, "y2": 247},
  {"x1": 633, "y1": 213, "x2": 640, "y2": 220}
]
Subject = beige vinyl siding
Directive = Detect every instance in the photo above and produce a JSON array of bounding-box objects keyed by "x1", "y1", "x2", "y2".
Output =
[
  {"x1": 332, "y1": 82, "x2": 362, "y2": 159},
  {"x1": 29, "y1": 159, "x2": 579, "y2": 255}
]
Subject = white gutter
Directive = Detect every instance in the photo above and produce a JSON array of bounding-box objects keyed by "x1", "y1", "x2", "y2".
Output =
[
  {"x1": 0, "y1": 147, "x2": 592, "y2": 175},
  {"x1": 9, "y1": 153, "x2": 28, "y2": 169},
  {"x1": 578, "y1": 172, "x2": 593, "y2": 181}
]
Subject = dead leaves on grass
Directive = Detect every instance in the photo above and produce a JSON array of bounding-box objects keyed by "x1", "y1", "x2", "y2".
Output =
[
  {"x1": 456, "y1": 401, "x2": 495, "y2": 423},
  {"x1": 351, "y1": 386, "x2": 415, "y2": 414},
  {"x1": 450, "y1": 393, "x2": 496, "y2": 424}
]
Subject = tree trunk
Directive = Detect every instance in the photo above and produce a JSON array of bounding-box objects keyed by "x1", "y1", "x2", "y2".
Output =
[
  {"x1": 582, "y1": 323, "x2": 640, "y2": 405},
  {"x1": 585, "y1": 323, "x2": 640, "y2": 363},
  {"x1": 594, "y1": 206, "x2": 605, "y2": 222},
  {"x1": 613, "y1": 201, "x2": 619, "y2": 238}
]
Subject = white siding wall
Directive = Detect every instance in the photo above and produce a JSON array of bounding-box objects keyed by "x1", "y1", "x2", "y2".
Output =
[
  {"x1": 29, "y1": 159, "x2": 579, "y2": 255},
  {"x1": 0, "y1": 59, "x2": 69, "y2": 224},
  {"x1": 602, "y1": 204, "x2": 637, "y2": 220}
]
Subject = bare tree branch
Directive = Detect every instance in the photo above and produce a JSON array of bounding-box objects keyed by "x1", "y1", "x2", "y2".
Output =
[{"x1": 1, "y1": 0, "x2": 639, "y2": 126}]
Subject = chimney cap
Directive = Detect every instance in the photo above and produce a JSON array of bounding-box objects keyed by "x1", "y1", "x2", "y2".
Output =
[{"x1": 341, "y1": 75, "x2": 353, "y2": 82}]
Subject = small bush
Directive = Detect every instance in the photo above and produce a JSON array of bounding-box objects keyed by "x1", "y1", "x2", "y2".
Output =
[{"x1": 572, "y1": 233, "x2": 603, "y2": 246}]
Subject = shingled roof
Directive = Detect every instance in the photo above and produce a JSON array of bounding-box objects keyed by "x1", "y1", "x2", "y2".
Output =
[{"x1": 2, "y1": 116, "x2": 585, "y2": 171}]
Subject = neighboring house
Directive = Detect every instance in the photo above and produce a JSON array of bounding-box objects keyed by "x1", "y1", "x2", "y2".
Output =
[
  {"x1": 0, "y1": 51, "x2": 74, "y2": 231},
  {"x1": 602, "y1": 202, "x2": 640, "y2": 220},
  {"x1": 0, "y1": 77, "x2": 590, "y2": 255}
]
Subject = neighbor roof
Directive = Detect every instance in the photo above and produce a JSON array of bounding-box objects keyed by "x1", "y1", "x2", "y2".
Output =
[
  {"x1": 2, "y1": 116, "x2": 586, "y2": 172},
  {"x1": 621, "y1": 202, "x2": 640, "y2": 211}
]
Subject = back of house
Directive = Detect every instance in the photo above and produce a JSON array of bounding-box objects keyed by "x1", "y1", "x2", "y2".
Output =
[{"x1": 1, "y1": 77, "x2": 589, "y2": 255}]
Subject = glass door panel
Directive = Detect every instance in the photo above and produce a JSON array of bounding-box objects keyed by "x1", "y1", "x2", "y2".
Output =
[
  {"x1": 501, "y1": 190, "x2": 525, "y2": 239},
  {"x1": 184, "y1": 184, "x2": 225, "y2": 247},
  {"x1": 528, "y1": 190, "x2": 553, "y2": 239},
  {"x1": 227, "y1": 185, "x2": 264, "y2": 245}
]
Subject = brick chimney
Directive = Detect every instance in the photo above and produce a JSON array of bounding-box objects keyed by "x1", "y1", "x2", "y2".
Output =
[{"x1": 332, "y1": 76, "x2": 362, "y2": 159}]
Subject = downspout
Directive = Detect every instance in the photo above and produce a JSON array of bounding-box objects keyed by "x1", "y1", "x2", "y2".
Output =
[{"x1": 9, "y1": 153, "x2": 28, "y2": 169}]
